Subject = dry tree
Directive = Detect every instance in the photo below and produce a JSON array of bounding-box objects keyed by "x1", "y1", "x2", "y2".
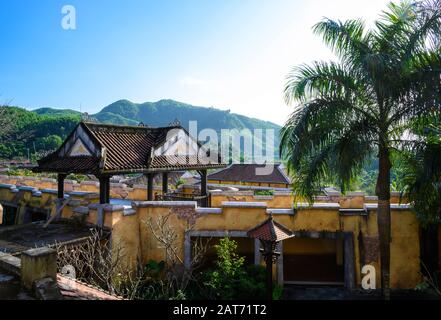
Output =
[{"x1": 145, "y1": 207, "x2": 210, "y2": 298}]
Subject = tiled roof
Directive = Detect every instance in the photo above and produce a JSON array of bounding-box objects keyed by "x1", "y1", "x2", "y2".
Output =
[
  {"x1": 207, "y1": 163, "x2": 290, "y2": 184},
  {"x1": 36, "y1": 122, "x2": 226, "y2": 174},
  {"x1": 247, "y1": 216, "x2": 294, "y2": 242},
  {"x1": 57, "y1": 275, "x2": 122, "y2": 300},
  {"x1": 149, "y1": 155, "x2": 225, "y2": 171},
  {"x1": 86, "y1": 123, "x2": 156, "y2": 171},
  {"x1": 36, "y1": 156, "x2": 100, "y2": 174}
]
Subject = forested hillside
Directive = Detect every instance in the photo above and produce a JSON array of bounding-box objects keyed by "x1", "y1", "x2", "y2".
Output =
[{"x1": 0, "y1": 99, "x2": 281, "y2": 160}]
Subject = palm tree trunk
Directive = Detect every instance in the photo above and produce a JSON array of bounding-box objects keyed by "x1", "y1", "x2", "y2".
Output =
[{"x1": 376, "y1": 145, "x2": 392, "y2": 300}]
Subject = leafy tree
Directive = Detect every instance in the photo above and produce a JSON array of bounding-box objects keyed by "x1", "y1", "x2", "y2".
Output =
[
  {"x1": 203, "y1": 237, "x2": 266, "y2": 300},
  {"x1": 280, "y1": 0, "x2": 440, "y2": 298},
  {"x1": 0, "y1": 106, "x2": 80, "y2": 159},
  {"x1": 400, "y1": 116, "x2": 441, "y2": 226}
]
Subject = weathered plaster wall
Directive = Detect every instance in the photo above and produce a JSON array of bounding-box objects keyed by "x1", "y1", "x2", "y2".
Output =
[
  {"x1": 123, "y1": 201, "x2": 421, "y2": 289},
  {"x1": 0, "y1": 181, "x2": 423, "y2": 290}
]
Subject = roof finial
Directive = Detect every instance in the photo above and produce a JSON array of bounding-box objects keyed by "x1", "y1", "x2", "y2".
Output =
[
  {"x1": 169, "y1": 118, "x2": 181, "y2": 127},
  {"x1": 81, "y1": 112, "x2": 96, "y2": 123}
]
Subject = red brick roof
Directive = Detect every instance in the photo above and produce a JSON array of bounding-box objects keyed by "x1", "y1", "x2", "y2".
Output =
[
  {"x1": 36, "y1": 156, "x2": 100, "y2": 173},
  {"x1": 35, "y1": 122, "x2": 226, "y2": 174},
  {"x1": 247, "y1": 216, "x2": 294, "y2": 242},
  {"x1": 88, "y1": 123, "x2": 156, "y2": 171},
  {"x1": 149, "y1": 155, "x2": 224, "y2": 171},
  {"x1": 207, "y1": 163, "x2": 290, "y2": 184},
  {"x1": 57, "y1": 275, "x2": 122, "y2": 300}
]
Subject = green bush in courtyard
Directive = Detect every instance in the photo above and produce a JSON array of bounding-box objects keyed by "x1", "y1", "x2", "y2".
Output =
[{"x1": 201, "y1": 237, "x2": 272, "y2": 300}]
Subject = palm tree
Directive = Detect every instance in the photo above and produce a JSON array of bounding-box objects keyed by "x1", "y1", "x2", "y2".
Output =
[
  {"x1": 400, "y1": 116, "x2": 441, "y2": 227},
  {"x1": 398, "y1": 115, "x2": 441, "y2": 276},
  {"x1": 280, "y1": 0, "x2": 440, "y2": 299}
]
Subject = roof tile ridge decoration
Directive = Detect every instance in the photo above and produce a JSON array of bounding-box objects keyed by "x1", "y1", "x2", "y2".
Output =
[
  {"x1": 57, "y1": 274, "x2": 124, "y2": 300},
  {"x1": 83, "y1": 121, "x2": 154, "y2": 132},
  {"x1": 276, "y1": 163, "x2": 292, "y2": 184},
  {"x1": 80, "y1": 122, "x2": 108, "y2": 170},
  {"x1": 80, "y1": 122, "x2": 104, "y2": 148},
  {"x1": 40, "y1": 123, "x2": 86, "y2": 164}
]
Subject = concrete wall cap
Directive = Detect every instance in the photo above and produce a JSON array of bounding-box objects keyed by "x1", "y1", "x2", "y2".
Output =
[
  {"x1": 196, "y1": 208, "x2": 222, "y2": 214},
  {"x1": 68, "y1": 191, "x2": 99, "y2": 199},
  {"x1": 22, "y1": 247, "x2": 56, "y2": 257},
  {"x1": 181, "y1": 184, "x2": 199, "y2": 189},
  {"x1": 67, "y1": 199, "x2": 83, "y2": 207},
  {"x1": 133, "y1": 184, "x2": 147, "y2": 189},
  {"x1": 72, "y1": 206, "x2": 89, "y2": 215},
  {"x1": 17, "y1": 186, "x2": 37, "y2": 192},
  {"x1": 123, "y1": 209, "x2": 137, "y2": 216},
  {"x1": 294, "y1": 202, "x2": 340, "y2": 209},
  {"x1": 0, "y1": 183, "x2": 17, "y2": 190},
  {"x1": 0, "y1": 252, "x2": 21, "y2": 275},
  {"x1": 339, "y1": 208, "x2": 368, "y2": 216},
  {"x1": 87, "y1": 203, "x2": 125, "y2": 212},
  {"x1": 68, "y1": 191, "x2": 95, "y2": 196},
  {"x1": 88, "y1": 203, "x2": 100, "y2": 210},
  {"x1": 266, "y1": 208, "x2": 294, "y2": 215},
  {"x1": 346, "y1": 192, "x2": 365, "y2": 196},
  {"x1": 41, "y1": 189, "x2": 58, "y2": 195},
  {"x1": 221, "y1": 201, "x2": 267, "y2": 208},
  {"x1": 365, "y1": 203, "x2": 410, "y2": 210},
  {"x1": 32, "y1": 191, "x2": 42, "y2": 197},
  {"x1": 103, "y1": 204, "x2": 125, "y2": 212},
  {"x1": 213, "y1": 191, "x2": 253, "y2": 196},
  {"x1": 80, "y1": 181, "x2": 99, "y2": 186},
  {"x1": 132, "y1": 201, "x2": 197, "y2": 208},
  {"x1": 110, "y1": 183, "x2": 127, "y2": 188}
]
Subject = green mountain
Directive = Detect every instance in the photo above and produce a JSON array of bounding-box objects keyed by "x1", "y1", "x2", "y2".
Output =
[
  {"x1": 0, "y1": 99, "x2": 281, "y2": 161},
  {"x1": 33, "y1": 108, "x2": 82, "y2": 117},
  {"x1": 94, "y1": 99, "x2": 280, "y2": 137}
]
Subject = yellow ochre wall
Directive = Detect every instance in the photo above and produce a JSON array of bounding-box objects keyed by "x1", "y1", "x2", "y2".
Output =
[
  {"x1": 124, "y1": 203, "x2": 421, "y2": 289},
  {"x1": 0, "y1": 181, "x2": 423, "y2": 290}
]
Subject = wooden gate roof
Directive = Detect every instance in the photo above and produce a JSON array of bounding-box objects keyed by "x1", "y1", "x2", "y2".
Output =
[
  {"x1": 247, "y1": 215, "x2": 294, "y2": 242},
  {"x1": 34, "y1": 122, "x2": 225, "y2": 175}
]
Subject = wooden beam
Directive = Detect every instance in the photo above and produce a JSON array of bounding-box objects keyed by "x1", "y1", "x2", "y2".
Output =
[
  {"x1": 200, "y1": 170, "x2": 208, "y2": 207},
  {"x1": 57, "y1": 174, "x2": 67, "y2": 199},
  {"x1": 147, "y1": 173, "x2": 154, "y2": 201},
  {"x1": 99, "y1": 175, "x2": 110, "y2": 204},
  {"x1": 344, "y1": 232, "x2": 356, "y2": 290},
  {"x1": 162, "y1": 172, "x2": 168, "y2": 195}
]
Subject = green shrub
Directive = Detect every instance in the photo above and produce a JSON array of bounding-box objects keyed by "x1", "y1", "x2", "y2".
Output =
[
  {"x1": 254, "y1": 190, "x2": 274, "y2": 196},
  {"x1": 202, "y1": 237, "x2": 269, "y2": 300}
]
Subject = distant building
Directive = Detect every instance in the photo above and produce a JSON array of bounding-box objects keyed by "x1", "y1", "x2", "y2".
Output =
[{"x1": 207, "y1": 163, "x2": 291, "y2": 188}]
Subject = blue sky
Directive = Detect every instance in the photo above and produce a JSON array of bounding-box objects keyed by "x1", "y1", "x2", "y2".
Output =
[{"x1": 0, "y1": 0, "x2": 391, "y2": 125}]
